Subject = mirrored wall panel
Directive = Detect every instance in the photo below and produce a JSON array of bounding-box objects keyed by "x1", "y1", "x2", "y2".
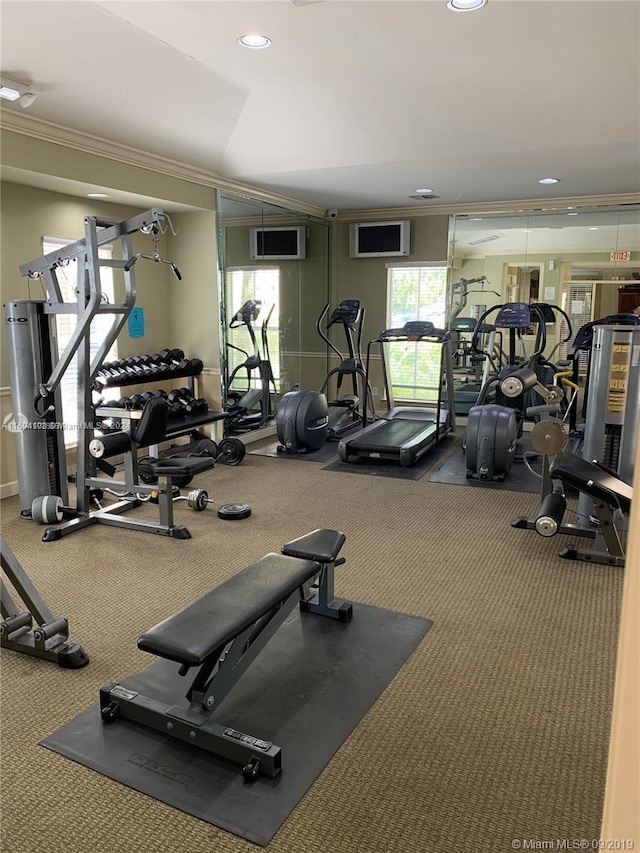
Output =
[
  {"x1": 448, "y1": 205, "x2": 640, "y2": 375},
  {"x1": 216, "y1": 190, "x2": 330, "y2": 436}
]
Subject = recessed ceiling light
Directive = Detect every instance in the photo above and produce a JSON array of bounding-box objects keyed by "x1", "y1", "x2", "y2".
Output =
[
  {"x1": 447, "y1": 0, "x2": 488, "y2": 11},
  {"x1": 469, "y1": 217, "x2": 483, "y2": 221},
  {"x1": 237, "y1": 34, "x2": 271, "y2": 49},
  {"x1": 87, "y1": 193, "x2": 110, "y2": 199},
  {"x1": 567, "y1": 212, "x2": 579, "y2": 216},
  {"x1": 588, "y1": 227, "x2": 599, "y2": 231},
  {"x1": 415, "y1": 188, "x2": 434, "y2": 194},
  {"x1": 523, "y1": 229, "x2": 533, "y2": 233},
  {"x1": 538, "y1": 177, "x2": 560, "y2": 184}
]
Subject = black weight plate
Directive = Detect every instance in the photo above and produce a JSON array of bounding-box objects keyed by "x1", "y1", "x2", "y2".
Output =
[
  {"x1": 217, "y1": 503, "x2": 251, "y2": 521},
  {"x1": 218, "y1": 437, "x2": 246, "y2": 466}
]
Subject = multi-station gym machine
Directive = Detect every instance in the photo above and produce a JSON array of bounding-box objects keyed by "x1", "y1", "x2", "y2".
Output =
[{"x1": 3, "y1": 207, "x2": 212, "y2": 540}]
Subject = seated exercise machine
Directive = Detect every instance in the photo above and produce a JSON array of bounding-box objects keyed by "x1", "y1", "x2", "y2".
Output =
[
  {"x1": 464, "y1": 302, "x2": 572, "y2": 481},
  {"x1": 275, "y1": 299, "x2": 371, "y2": 454},
  {"x1": 511, "y1": 315, "x2": 640, "y2": 567},
  {"x1": 1, "y1": 536, "x2": 88, "y2": 667},
  {"x1": 513, "y1": 454, "x2": 632, "y2": 568},
  {"x1": 4, "y1": 209, "x2": 232, "y2": 541},
  {"x1": 338, "y1": 321, "x2": 455, "y2": 467},
  {"x1": 100, "y1": 528, "x2": 352, "y2": 781}
]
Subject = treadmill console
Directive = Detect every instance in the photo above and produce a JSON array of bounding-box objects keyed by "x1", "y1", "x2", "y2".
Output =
[
  {"x1": 327, "y1": 299, "x2": 361, "y2": 328},
  {"x1": 381, "y1": 321, "x2": 436, "y2": 340}
]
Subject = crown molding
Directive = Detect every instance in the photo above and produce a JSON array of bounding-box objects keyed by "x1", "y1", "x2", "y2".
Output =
[
  {"x1": 2, "y1": 110, "x2": 639, "y2": 222},
  {"x1": 0, "y1": 109, "x2": 327, "y2": 220},
  {"x1": 337, "y1": 195, "x2": 640, "y2": 221}
]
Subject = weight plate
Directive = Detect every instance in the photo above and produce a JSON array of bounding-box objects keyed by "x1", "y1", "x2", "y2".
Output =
[
  {"x1": 196, "y1": 438, "x2": 218, "y2": 459},
  {"x1": 217, "y1": 502, "x2": 251, "y2": 521},
  {"x1": 530, "y1": 420, "x2": 566, "y2": 455},
  {"x1": 218, "y1": 437, "x2": 246, "y2": 466}
]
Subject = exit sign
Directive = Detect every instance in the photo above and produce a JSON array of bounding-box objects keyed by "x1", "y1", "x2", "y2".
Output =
[{"x1": 611, "y1": 250, "x2": 631, "y2": 262}]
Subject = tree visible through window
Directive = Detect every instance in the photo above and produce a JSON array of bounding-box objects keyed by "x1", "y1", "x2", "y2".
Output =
[{"x1": 386, "y1": 263, "x2": 448, "y2": 401}]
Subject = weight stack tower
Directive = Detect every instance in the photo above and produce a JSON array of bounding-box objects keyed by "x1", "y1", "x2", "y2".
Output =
[
  {"x1": 3, "y1": 300, "x2": 68, "y2": 515},
  {"x1": 579, "y1": 324, "x2": 640, "y2": 521}
]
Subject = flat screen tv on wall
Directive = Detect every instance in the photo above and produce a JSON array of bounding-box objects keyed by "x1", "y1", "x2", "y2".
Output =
[
  {"x1": 349, "y1": 220, "x2": 411, "y2": 258},
  {"x1": 249, "y1": 226, "x2": 306, "y2": 260}
]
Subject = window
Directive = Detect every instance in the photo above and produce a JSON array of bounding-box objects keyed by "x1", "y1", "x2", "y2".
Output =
[
  {"x1": 386, "y1": 263, "x2": 448, "y2": 401},
  {"x1": 225, "y1": 267, "x2": 280, "y2": 391},
  {"x1": 42, "y1": 237, "x2": 118, "y2": 444}
]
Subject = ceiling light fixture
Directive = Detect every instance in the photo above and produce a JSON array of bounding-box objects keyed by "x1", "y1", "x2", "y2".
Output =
[
  {"x1": 415, "y1": 188, "x2": 434, "y2": 194},
  {"x1": 237, "y1": 34, "x2": 271, "y2": 49},
  {"x1": 588, "y1": 227, "x2": 599, "y2": 231},
  {"x1": 87, "y1": 193, "x2": 110, "y2": 199},
  {"x1": 469, "y1": 217, "x2": 483, "y2": 221},
  {"x1": 0, "y1": 75, "x2": 37, "y2": 108},
  {"x1": 567, "y1": 212, "x2": 579, "y2": 216},
  {"x1": 538, "y1": 177, "x2": 560, "y2": 184},
  {"x1": 447, "y1": 0, "x2": 488, "y2": 11}
]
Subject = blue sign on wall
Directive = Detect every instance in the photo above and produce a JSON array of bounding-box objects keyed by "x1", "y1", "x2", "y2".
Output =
[{"x1": 128, "y1": 307, "x2": 145, "y2": 338}]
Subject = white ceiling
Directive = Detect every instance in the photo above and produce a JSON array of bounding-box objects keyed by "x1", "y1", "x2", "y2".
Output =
[{"x1": 1, "y1": 0, "x2": 639, "y2": 213}]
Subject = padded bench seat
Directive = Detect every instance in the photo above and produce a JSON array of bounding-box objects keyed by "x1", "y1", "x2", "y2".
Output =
[
  {"x1": 138, "y1": 553, "x2": 321, "y2": 667},
  {"x1": 145, "y1": 456, "x2": 215, "y2": 478},
  {"x1": 550, "y1": 454, "x2": 633, "y2": 514}
]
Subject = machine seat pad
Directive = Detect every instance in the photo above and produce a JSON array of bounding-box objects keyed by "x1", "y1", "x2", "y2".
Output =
[
  {"x1": 281, "y1": 528, "x2": 346, "y2": 563},
  {"x1": 138, "y1": 553, "x2": 321, "y2": 667},
  {"x1": 550, "y1": 454, "x2": 633, "y2": 514},
  {"x1": 147, "y1": 457, "x2": 214, "y2": 476}
]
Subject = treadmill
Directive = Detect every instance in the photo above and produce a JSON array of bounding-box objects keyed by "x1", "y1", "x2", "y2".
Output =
[{"x1": 337, "y1": 321, "x2": 456, "y2": 467}]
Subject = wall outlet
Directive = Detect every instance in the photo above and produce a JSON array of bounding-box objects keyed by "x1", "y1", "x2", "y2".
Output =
[
  {"x1": 284, "y1": 380, "x2": 291, "y2": 391},
  {"x1": 371, "y1": 386, "x2": 378, "y2": 396}
]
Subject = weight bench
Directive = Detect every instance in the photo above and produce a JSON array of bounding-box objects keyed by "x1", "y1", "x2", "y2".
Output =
[
  {"x1": 520, "y1": 453, "x2": 632, "y2": 568},
  {"x1": 100, "y1": 528, "x2": 352, "y2": 780}
]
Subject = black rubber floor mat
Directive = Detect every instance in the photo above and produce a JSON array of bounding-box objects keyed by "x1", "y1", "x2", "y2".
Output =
[{"x1": 42, "y1": 603, "x2": 432, "y2": 846}]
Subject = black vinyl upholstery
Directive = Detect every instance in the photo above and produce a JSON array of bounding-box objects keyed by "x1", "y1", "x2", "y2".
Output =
[
  {"x1": 138, "y1": 553, "x2": 320, "y2": 666},
  {"x1": 550, "y1": 454, "x2": 633, "y2": 514}
]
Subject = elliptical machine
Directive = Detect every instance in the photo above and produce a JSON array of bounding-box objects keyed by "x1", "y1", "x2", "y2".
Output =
[
  {"x1": 276, "y1": 299, "x2": 371, "y2": 454},
  {"x1": 464, "y1": 301, "x2": 572, "y2": 481},
  {"x1": 224, "y1": 299, "x2": 277, "y2": 434}
]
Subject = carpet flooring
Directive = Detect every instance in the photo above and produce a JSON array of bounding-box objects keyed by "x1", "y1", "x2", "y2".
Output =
[{"x1": 0, "y1": 447, "x2": 624, "y2": 853}]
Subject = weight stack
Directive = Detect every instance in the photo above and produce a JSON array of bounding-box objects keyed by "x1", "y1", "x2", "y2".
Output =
[{"x1": 3, "y1": 300, "x2": 67, "y2": 515}]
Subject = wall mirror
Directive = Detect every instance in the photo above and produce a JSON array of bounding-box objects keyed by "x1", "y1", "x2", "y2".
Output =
[
  {"x1": 216, "y1": 190, "x2": 330, "y2": 437},
  {"x1": 448, "y1": 204, "x2": 640, "y2": 380}
]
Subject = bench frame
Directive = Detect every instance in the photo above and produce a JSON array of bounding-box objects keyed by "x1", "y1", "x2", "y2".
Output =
[{"x1": 100, "y1": 530, "x2": 352, "y2": 779}]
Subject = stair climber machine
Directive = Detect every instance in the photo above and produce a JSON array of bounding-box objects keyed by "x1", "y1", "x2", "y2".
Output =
[
  {"x1": 337, "y1": 321, "x2": 455, "y2": 468},
  {"x1": 276, "y1": 300, "x2": 372, "y2": 455},
  {"x1": 224, "y1": 299, "x2": 277, "y2": 435},
  {"x1": 464, "y1": 301, "x2": 573, "y2": 482}
]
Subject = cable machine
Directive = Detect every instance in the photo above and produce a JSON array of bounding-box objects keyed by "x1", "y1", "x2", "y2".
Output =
[{"x1": 3, "y1": 208, "x2": 186, "y2": 537}]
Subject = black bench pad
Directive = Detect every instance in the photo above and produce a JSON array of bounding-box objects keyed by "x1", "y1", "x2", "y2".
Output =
[
  {"x1": 550, "y1": 454, "x2": 633, "y2": 514},
  {"x1": 138, "y1": 553, "x2": 321, "y2": 667},
  {"x1": 281, "y1": 528, "x2": 346, "y2": 563}
]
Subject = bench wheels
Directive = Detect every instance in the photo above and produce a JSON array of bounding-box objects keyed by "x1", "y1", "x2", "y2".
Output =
[
  {"x1": 218, "y1": 438, "x2": 246, "y2": 466},
  {"x1": 242, "y1": 757, "x2": 261, "y2": 783}
]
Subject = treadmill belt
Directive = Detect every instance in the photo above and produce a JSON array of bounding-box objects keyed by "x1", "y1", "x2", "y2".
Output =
[{"x1": 349, "y1": 418, "x2": 436, "y2": 452}]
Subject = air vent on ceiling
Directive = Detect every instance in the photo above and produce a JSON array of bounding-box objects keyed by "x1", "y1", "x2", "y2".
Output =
[
  {"x1": 408, "y1": 193, "x2": 441, "y2": 201},
  {"x1": 467, "y1": 234, "x2": 502, "y2": 246}
]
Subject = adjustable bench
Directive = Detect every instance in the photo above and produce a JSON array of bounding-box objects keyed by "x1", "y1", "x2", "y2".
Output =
[
  {"x1": 100, "y1": 528, "x2": 352, "y2": 780},
  {"x1": 519, "y1": 453, "x2": 632, "y2": 568}
]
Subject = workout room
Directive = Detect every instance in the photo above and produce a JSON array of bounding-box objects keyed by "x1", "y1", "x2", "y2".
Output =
[{"x1": 1, "y1": 3, "x2": 638, "y2": 853}]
